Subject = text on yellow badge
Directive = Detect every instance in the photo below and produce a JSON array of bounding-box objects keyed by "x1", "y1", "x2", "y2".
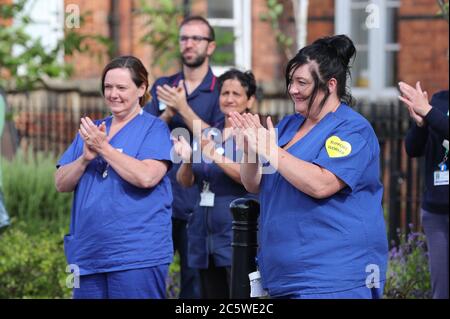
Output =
[{"x1": 326, "y1": 136, "x2": 352, "y2": 158}]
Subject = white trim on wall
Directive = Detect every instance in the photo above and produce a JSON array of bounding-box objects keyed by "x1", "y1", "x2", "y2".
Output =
[{"x1": 208, "y1": 0, "x2": 252, "y2": 75}]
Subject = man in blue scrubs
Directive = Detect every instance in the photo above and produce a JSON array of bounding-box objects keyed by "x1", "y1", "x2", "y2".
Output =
[{"x1": 144, "y1": 16, "x2": 223, "y2": 298}]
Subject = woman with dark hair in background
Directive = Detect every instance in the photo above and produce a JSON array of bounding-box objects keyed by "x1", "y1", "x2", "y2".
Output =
[
  {"x1": 55, "y1": 56, "x2": 173, "y2": 299},
  {"x1": 173, "y1": 69, "x2": 257, "y2": 298},
  {"x1": 230, "y1": 35, "x2": 388, "y2": 299}
]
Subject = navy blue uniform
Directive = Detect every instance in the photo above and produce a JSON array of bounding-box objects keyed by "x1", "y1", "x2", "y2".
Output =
[
  {"x1": 144, "y1": 68, "x2": 223, "y2": 299},
  {"x1": 188, "y1": 123, "x2": 256, "y2": 269},
  {"x1": 144, "y1": 68, "x2": 223, "y2": 220}
]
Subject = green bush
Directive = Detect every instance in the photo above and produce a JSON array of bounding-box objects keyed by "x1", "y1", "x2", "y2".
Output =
[
  {"x1": 0, "y1": 152, "x2": 72, "y2": 298},
  {"x1": 166, "y1": 253, "x2": 180, "y2": 299},
  {"x1": 384, "y1": 226, "x2": 431, "y2": 299},
  {"x1": 1, "y1": 151, "x2": 71, "y2": 232},
  {"x1": 0, "y1": 222, "x2": 72, "y2": 298},
  {"x1": 0, "y1": 151, "x2": 183, "y2": 299}
]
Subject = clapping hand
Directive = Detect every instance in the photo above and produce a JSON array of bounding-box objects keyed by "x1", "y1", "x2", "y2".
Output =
[
  {"x1": 398, "y1": 81, "x2": 432, "y2": 127},
  {"x1": 229, "y1": 112, "x2": 277, "y2": 161},
  {"x1": 156, "y1": 80, "x2": 189, "y2": 113},
  {"x1": 173, "y1": 135, "x2": 193, "y2": 163},
  {"x1": 79, "y1": 117, "x2": 109, "y2": 155}
]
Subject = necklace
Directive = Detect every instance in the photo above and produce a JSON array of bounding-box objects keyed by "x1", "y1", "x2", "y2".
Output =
[{"x1": 102, "y1": 106, "x2": 141, "y2": 179}]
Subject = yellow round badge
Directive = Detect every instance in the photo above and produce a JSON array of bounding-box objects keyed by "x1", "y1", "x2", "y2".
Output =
[{"x1": 325, "y1": 136, "x2": 352, "y2": 158}]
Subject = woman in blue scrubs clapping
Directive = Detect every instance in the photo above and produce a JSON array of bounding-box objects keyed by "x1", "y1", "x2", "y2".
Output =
[
  {"x1": 55, "y1": 56, "x2": 173, "y2": 299},
  {"x1": 230, "y1": 35, "x2": 388, "y2": 299},
  {"x1": 173, "y1": 69, "x2": 257, "y2": 299}
]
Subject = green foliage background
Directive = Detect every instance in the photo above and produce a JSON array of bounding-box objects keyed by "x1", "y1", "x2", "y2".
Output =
[
  {"x1": 0, "y1": 0, "x2": 111, "y2": 90},
  {"x1": 0, "y1": 152, "x2": 72, "y2": 298}
]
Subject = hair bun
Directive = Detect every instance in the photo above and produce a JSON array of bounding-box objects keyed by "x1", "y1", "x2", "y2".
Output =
[{"x1": 325, "y1": 34, "x2": 356, "y2": 67}]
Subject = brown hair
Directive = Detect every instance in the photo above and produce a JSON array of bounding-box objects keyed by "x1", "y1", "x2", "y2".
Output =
[
  {"x1": 179, "y1": 16, "x2": 215, "y2": 41},
  {"x1": 101, "y1": 55, "x2": 150, "y2": 106}
]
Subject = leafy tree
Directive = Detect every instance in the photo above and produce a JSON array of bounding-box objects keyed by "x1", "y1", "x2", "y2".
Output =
[
  {"x1": 137, "y1": 0, "x2": 184, "y2": 71},
  {"x1": 0, "y1": 0, "x2": 111, "y2": 91},
  {"x1": 260, "y1": 0, "x2": 295, "y2": 60},
  {"x1": 437, "y1": 0, "x2": 449, "y2": 22}
]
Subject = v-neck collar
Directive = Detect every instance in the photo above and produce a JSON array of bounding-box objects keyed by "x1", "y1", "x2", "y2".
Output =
[
  {"x1": 105, "y1": 109, "x2": 144, "y2": 144},
  {"x1": 173, "y1": 67, "x2": 217, "y2": 100},
  {"x1": 280, "y1": 104, "x2": 344, "y2": 151}
]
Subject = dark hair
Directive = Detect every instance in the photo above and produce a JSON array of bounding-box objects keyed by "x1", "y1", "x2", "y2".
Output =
[
  {"x1": 285, "y1": 34, "x2": 356, "y2": 114},
  {"x1": 218, "y1": 69, "x2": 257, "y2": 99},
  {"x1": 179, "y1": 16, "x2": 215, "y2": 41},
  {"x1": 101, "y1": 55, "x2": 150, "y2": 106}
]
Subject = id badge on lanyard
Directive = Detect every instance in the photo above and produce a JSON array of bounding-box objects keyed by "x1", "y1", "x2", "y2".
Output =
[
  {"x1": 434, "y1": 125, "x2": 449, "y2": 186},
  {"x1": 199, "y1": 181, "x2": 215, "y2": 207}
]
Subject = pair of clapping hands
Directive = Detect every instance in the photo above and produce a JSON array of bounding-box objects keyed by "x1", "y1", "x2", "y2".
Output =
[
  {"x1": 172, "y1": 132, "x2": 217, "y2": 163},
  {"x1": 79, "y1": 117, "x2": 108, "y2": 161},
  {"x1": 158, "y1": 80, "x2": 188, "y2": 118},
  {"x1": 398, "y1": 81, "x2": 433, "y2": 127},
  {"x1": 173, "y1": 113, "x2": 278, "y2": 163}
]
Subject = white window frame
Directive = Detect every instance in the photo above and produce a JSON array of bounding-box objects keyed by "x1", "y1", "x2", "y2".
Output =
[
  {"x1": 336, "y1": 0, "x2": 401, "y2": 101},
  {"x1": 14, "y1": 0, "x2": 64, "y2": 54},
  {"x1": 208, "y1": 0, "x2": 252, "y2": 75},
  {"x1": 12, "y1": 0, "x2": 64, "y2": 76}
]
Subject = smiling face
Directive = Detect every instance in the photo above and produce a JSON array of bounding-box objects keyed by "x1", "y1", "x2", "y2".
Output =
[
  {"x1": 288, "y1": 63, "x2": 327, "y2": 117},
  {"x1": 103, "y1": 68, "x2": 145, "y2": 117},
  {"x1": 179, "y1": 21, "x2": 216, "y2": 68},
  {"x1": 219, "y1": 79, "x2": 254, "y2": 116}
]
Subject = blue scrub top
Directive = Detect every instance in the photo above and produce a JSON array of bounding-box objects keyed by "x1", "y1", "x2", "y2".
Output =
[
  {"x1": 188, "y1": 122, "x2": 256, "y2": 269},
  {"x1": 58, "y1": 111, "x2": 174, "y2": 276},
  {"x1": 258, "y1": 104, "x2": 388, "y2": 297},
  {"x1": 144, "y1": 68, "x2": 223, "y2": 220}
]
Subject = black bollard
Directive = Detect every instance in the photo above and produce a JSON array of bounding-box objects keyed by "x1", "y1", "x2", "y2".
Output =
[{"x1": 229, "y1": 198, "x2": 260, "y2": 299}]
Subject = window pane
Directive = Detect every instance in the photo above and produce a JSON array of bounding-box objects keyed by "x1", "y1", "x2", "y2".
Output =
[
  {"x1": 386, "y1": 7, "x2": 398, "y2": 44},
  {"x1": 210, "y1": 27, "x2": 235, "y2": 66},
  {"x1": 208, "y1": 0, "x2": 233, "y2": 19},
  {"x1": 352, "y1": 50, "x2": 369, "y2": 87},
  {"x1": 385, "y1": 51, "x2": 397, "y2": 87},
  {"x1": 351, "y1": 8, "x2": 369, "y2": 46}
]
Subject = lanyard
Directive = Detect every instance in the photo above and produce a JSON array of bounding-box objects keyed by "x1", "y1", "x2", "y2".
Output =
[
  {"x1": 438, "y1": 110, "x2": 449, "y2": 170},
  {"x1": 202, "y1": 161, "x2": 210, "y2": 182}
]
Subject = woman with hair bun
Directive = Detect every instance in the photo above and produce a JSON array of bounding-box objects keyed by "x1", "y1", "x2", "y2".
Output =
[
  {"x1": 230, "y1": 35, "x2": 388, "y2": 299},
  {"x1": 55, "y1": 56, "x2": 173, "y2": 299}
]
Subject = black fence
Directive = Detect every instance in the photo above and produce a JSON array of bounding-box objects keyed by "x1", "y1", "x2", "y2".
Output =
[{"x1": 6, "y1": 90, "x2": 422, "y2": 245}]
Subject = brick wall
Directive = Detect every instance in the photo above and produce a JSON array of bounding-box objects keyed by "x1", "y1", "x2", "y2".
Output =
[
  {"x1": 64, "y1": 0, "x2": 156, "y2": 81},
  {"x1": 63, "y1": 0, "x2": 111, "y2": 79},
  {"x1": 252, "y1": 0, "x2": 285, "y2": 92},
  {"x1": 307, "y1": 0, "x2": 335, "y2": 44},
  {"x1": 398, "y1": 0, "x2": 449, "y2": 96},
  {"x1": 306, "y1": 0, "x2": 449, "y2": 95},
  {"x1": 61, "y1": 0, "x2": 448, "y2": 97}
]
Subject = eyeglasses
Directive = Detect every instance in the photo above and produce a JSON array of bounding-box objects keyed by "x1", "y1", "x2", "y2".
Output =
[{"x1": 179, "y1": 35, "x2": 212, "y2": 44}]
